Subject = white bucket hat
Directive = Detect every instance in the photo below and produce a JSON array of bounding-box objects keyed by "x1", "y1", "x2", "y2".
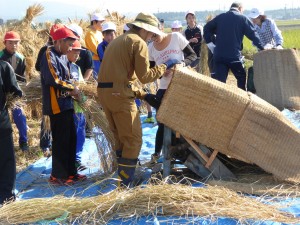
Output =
[
  {"x1": 171, "y1": 20, "x2": 183, "y2": 29},
  {"x1": 248, "y1": 8, "x2": 264, "y2": 19},
  {"x1": 127, "y1": 12, "x2": 163, "y2": 36},
  {"x1": 65, "y1": 23, "x2": 83, "y2": 38},
  {"x1": 102, "y1": 22, "x2": 116, "y2": 32},
  {"x1": 91, "y1": 13, "x2": 105, "y2": 21}
]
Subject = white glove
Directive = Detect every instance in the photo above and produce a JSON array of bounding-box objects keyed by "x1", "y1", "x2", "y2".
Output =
[
  {"x1": 276, "y1": 45, "x2": 283, "y2": 50},
  {"x1": 207, "y1": 42, "x2": 215, "y2": 53},
  {"x1": 263, "y1": 43, "x2": 273, "y2": 50}
]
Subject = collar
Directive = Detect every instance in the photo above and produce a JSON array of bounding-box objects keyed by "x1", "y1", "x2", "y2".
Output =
[
  {"x1": 3, "y1": 48, "x2": 15, "y2": 56},
  {"x1": 230, "y1": 7, "x2": 240, "y2": 13}
]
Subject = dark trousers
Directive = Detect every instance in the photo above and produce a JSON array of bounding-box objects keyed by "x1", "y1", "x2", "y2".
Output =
[
  {"x1": 213, "y1": 58, "x2": 246, "y2": 90},
  {"x1": 0, "y1": 133, "x2": 16, "y2": 204},
  {"x1": 50, "y1": 109, "x2": 77, "y2": 179},
  {"x1": 154, "y1": 89, "x2": 167, "y2": 155},
  {"x1": 40, "y1": 117, "x2": 52, "y2": 150}
]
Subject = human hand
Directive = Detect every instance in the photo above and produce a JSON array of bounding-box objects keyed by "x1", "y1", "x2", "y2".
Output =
[
  {"x1": 276, "y1": 45, "x2": 283, "y2": 50},
  {"x1": 164, "y1": 59, "x2": 181, "y2": 69}
]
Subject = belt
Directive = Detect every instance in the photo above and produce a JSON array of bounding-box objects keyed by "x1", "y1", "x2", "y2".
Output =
[{"x1": 98, "y1": 82, "x2": 113, "y2": 88}]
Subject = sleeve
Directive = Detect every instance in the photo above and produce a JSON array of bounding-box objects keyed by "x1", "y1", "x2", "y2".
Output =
[
  {"x1": 133, "y1": 41, "x2": 166, "y2": 84},
  {"x1": 35, "y1": 46, "x2": 47, "y2": 72},
  {"x1": 85, "y1": 32, "x2": 99, "y2": 56},
  {"x1": 41, "y1": 49, "x2": 74, "y2": 91},
  {"x1": 97, "y1": 43, "x2": 104, "y2": 61},
  {"x1": 244, "y1": 17, "x2": 264, "y2": 50},
  {"x1": 182, "y1": 44, "x2": 197, "y2": 66},
  {"x1": 203, "y1": 18, "x2": 217, "y2": 44},
  {"x1": 2, "y1": 62, "x2": 23, "y2": 97},
  {"x1": 85, "y1": 49, "x2": 94, "y2": 69},
  {"x1": 148, "y1": 43, "x2": 155, "y2": 61},
  {"x1": 177, "y1": 33, "x2": 189, "y2": 50},
  {"x1": 269, "y1": 19, "x2": 283, "y2": 46}
]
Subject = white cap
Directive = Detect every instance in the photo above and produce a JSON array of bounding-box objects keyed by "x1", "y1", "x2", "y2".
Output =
[
  {"x1": 248, "y1": 8, "x2": 264, "y2": 19},
  {"x1": 171, "y1": 20, "x2": 182, "y2": 29},
  {"x1": 65, "y1": 23, "x2": 83, "y2": 38},
  {"x1": 102, "y1": 22, "x2": 116, "y2": 32},
  {"x1": 91, "y1": 13, "x2": 105, "y2": 21},
  {"x1": 185, "y1": 10, "x2": 195, "y2": 18},
  {"x1": 123, "y1": 24, "x2": 130, "y2": 31}
]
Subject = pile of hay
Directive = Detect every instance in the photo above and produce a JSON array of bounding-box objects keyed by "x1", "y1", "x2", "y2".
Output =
[{"x1": 0, "y1": 182, "x2": 298, "y2": 224}]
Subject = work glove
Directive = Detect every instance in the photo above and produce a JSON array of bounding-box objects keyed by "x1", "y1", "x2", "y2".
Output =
[
  {"x1": 164, "y1": 59, "x2": 181, "y2": 69},
  {"x1": 276, "y1": 45, "x2": 283, "y2": 50},
  {"x1": 134, "y1": 88, "x2": 148, "y2": 100},
  {"x1": 144, "y1": 94, "x2": 161, "y2": 110},
  {"x1": 206, "y1": 42, "x2": 215, "y2": 53}
]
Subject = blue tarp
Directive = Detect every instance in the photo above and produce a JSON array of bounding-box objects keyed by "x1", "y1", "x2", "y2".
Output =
[{"x1": 15, "y1": 112, "x2": 300, "y2": 225}]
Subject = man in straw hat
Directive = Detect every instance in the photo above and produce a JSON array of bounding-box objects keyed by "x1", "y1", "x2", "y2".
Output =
[
  {"x1": 40, "y1": 27, "x2": 84, "y2": 185},
  {"x1": 0, "y1": 60, "x2": 23, "y2": 205},
  {"x1": 204, "y1": 2, "x2": 264, "y2": 90},
  {"x1": 97, "y1": 12, "x2": 180, "y2": 187}
]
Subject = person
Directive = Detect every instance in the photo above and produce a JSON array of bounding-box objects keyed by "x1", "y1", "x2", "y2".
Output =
[
  {"x1": 159, "y1": 18, "x2": 165, "y2": 31},
  {"x1": 0, "y1": 60, "x2": 23, "y2": 205},
  {"x1": 184, "y1": 10, "x2": 203, "y2": 69},
  {"x1": 203, "y1": 2, "x2": 264, "y2": 90},
  {"x1": 97, "y1": 12, "x2": 180, "y2": 187},
  {"x1": 66, "y1": 23, "x2": 94, "y2": 81},
  {"x1": 171, "y1": 20, "x2": 183, "y2": 33},
  {"x1": 40, "y1": 27, "x2": 85, "y2": 185},
  {"x1": 0, "y1": 31, "x2": 28, "y2": 151},
  {"x1": 147, "y1": 28, "x2": 197, "y2": 166},
  {"x1": 85, "y1": 13, "x2": 105, "y2": 79},
  {"x1": 35, "y1": 24, "x2": 64, "y2": 157},
  {"x1": 97, "y1": 22, "x2": 117, "y2": 71},
  {"x1": 248, "y1": 8, "x2": 283, "y2": 49},
  {"x1": 66, "y1": 40, "x2": 87, "y2": 172},
  {"x1": 123, "y1": 24, "x2": 130, "y2": 34}
]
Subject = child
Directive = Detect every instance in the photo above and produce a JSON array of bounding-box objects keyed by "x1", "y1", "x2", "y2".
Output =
[
  {"x1": 184, "y1": 10, "x2": 203, "y2": 69},
  {"x1": 66, "y1": 40, "x2": 87, "y2": 172},
  {"x1": 0, "y1": 31, "x2": 28, "y2": 151},
  {"x1": 97, "y1": 21, "x2": 116, "y2": 71},
  {"x1": 171, "y1": 20, "x2": 183, "y2": 33},
  {"x1": 0, "y1": 60, "x2": 23, "y2": 205}
]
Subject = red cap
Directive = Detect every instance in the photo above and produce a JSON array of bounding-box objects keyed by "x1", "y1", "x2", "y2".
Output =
[
  {"x1": 4, "y1": 31, "x2": 21, "y2": 41},
  {"x1": 49, "y1": 23, "x2": 64, "y2": 38},
  {"x1": 71, "y1": 40, "x2": 84, "y2": 50},
  {"x1": 52, "y1": 27, "x2": 78, "y2": 41}
]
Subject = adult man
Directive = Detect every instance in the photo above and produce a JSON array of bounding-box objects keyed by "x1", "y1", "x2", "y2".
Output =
[
  {"x1": 97, "y1": 12, "x2": 179, "y2": 186},
  {"x1": 0, "y1": 60, "x2": 22, "y2": 205},
  {"x1": 40, "y1": 27, "x2": 83, "y2": 185},
  {"x1": 204, "y1": 2, "x2": 264, "y2": 90},
  {"x1": 85, "y1": 13, "x2": 105, "y2": 78}
]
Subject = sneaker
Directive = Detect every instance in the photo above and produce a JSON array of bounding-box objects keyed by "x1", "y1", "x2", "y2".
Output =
[
  {"x1": 144, "y1": 117, "x2": 155, "y2": 123},
  {"x1": 68, "y1": 174, "x2": 87, "y2": 182},
  {"x1": 42, "y1": 148, "x2": 52, "y2": 158},
  {"x1": 75, "y1": 161, "x2": 87, "y2": 172},
  {"x1": 48, "y1": 175, "x2": 65, "y2": 186},
  {"x1": 145, "y1": 154, "x2": 160, "y2": 167},
  {"x1": 20, "y1": 142, "x2": 29, "y2": 151}
]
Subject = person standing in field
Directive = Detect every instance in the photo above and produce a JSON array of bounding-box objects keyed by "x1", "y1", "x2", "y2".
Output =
[
  {"x1": 97, "y1": 12, "x2": 180, "y2": 187},
  {"x1": 0, "y1": 60, "x2": 23, "y2": 205},
  {"x1": 85, "y1": 13, "x2": 105, "y2": 79},
  {"x1": 0, "y1": 31, "x2": 29, "y2": 151},
  {"x1": 203, "y1": 2, "x2": 264, "y2": 90},
  {"x1": 184, "y1": 10, "x2": 203, "y2": 69},
  {"x1": 147, "y1": 28, "x2": 197, "y2": 166}
]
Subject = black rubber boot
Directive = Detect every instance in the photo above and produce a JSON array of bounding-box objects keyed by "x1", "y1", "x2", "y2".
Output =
[{"x1": 117, "y1": 157, "x2": 137, "y2": 187}]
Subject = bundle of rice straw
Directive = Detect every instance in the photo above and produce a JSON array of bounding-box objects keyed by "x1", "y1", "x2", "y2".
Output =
[
  {"x1": 0, "y1": 182, "x2": 298, "y2": 224},
  {"x1": 157, "y1": 67, "x2": 300, "y2": 183},
  {"x1": 253, "y1": 49, "x2": 300, "y2": 110}
]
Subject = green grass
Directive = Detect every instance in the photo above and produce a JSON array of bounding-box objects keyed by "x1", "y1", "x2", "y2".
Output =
[{"x1": 275, "y1": 19, "x2": 300, "y2": 26}]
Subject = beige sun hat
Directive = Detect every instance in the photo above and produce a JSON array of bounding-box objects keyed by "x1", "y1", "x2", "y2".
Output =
[{"x1": 127, "y1": 12, "x2": 164, "y2": 36}]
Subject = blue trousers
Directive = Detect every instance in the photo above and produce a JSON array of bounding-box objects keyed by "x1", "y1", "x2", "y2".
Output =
[
  {"x1": 12, "y1": 107, "x2": 27, "y2": 144},
  {"x1": 73, "y1": 113, "x2": 86, "y2": 162},
  {"x1": 92, "y1": 60, "x2": 100, "y2": 80},
  {"x1": 213, "y1": 58, "x2": 246, "y2": 90}
]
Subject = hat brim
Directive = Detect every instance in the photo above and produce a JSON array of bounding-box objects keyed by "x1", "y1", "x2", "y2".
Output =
[
  {"x1": 127, "y1": 21, "x2": 164, "y2": 36},
  {"x1": 248, "y1": 12, "x2": 260, "y2": 19},
  {"x1": 4, "y1": 38, "x2": 20, "y2": 41}
]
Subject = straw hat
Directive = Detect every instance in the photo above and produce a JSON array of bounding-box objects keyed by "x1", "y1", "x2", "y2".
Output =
[{"x1": 127, "y1": 12, "x2": 163, "y2": 36}]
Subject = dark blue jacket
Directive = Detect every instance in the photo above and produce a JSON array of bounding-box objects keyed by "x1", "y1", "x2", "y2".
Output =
[
  {"x1": 204, "y1": 8, "x2": 263, "y2": 60},
  {"x1": 97, "y1": 40, "x2": 109, "y2": 70},
  {"x1": 40, "y1": 47, "x2": 75, "y2": 115}
]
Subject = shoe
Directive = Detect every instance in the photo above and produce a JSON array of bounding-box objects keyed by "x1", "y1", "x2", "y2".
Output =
[
  {"x1": 75, "y1": 161, "x2": 87, "y2": 172},
  {"x1": 48, "y1": 175, "x2": 66, "y2": 186},
  {"x1": 68, "y1": 174, "x2": 87, "y2": 182},
  {"x1": 144, "y1": 117, "x2": 155, "y2": 123},
  {"x1": 42, "y1": 148, "x2": 52, "y2": 158},
  {"x1": 145, "y1": 154, "x2": 160, "y2": 167},
  {"x1": 20, "y1": 142, "x2": 29, "y2": 151}
]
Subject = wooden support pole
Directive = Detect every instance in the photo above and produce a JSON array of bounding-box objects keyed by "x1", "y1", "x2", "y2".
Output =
[
  {"x1": 163, "y1": 126, "x2": 172, "y2": 178},
  {"x1": 205, "y1": 150, "x2": 219, "y2": 168},
  {"x1": 183, "y1": 136, "x2": 209, "y2": 162}
]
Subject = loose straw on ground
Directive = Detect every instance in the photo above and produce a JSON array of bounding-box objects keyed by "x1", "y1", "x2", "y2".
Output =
[{"x1": 0, "y1": 182, "x2": 298, "y2": 224}]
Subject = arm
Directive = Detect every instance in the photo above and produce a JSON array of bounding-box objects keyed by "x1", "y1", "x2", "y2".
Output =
[
  {"x1": 35, "y1": 46, "x2": 47, "y2": 72},
  {"x1": 85, "y1": 32, "x2": 100, "y2": 57},
  {"x1": 203, "y1": 19, "x2": 217, "y2": 44},
  {"x1": 269, "y1": 20, "x2": 283, "y2": 46},
  {"x1": 97, "y1": 43, "x2": 105, "y2": 61},
  {"x1": 244, "y1": 18, "x2": 264, "y2": 50},
  {"x1": 83, "y1": 49, "x2": 94, "y2": 80},
  {"x1": 133, "y1": 41, "x2": 166, "y2": 84},
  {"x1": 182, "y1": 44, "x2": 197, "y2": 66},
  {"x1": 2, "y1": 62, "x2": 23, "y2": 97}
]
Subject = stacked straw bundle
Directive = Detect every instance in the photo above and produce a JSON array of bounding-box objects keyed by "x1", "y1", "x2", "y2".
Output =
[
  {"x1": 157, "y1": 67, "x2": 300, "y2": 183},
  {"x1": 0, "y1": 183, "x2": 298, "y2": 224},
  {"x1": 253, "y1": 49, "x2": 300, "y2": 110}
]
